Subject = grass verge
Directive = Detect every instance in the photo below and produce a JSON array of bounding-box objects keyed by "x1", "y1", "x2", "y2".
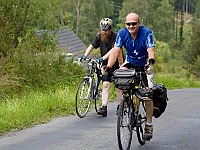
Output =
[{"x1": 0, "y1": 74, "x2": 200, "y2": 135}]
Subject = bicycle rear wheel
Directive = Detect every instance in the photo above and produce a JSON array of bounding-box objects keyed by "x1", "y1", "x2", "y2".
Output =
[
  {"x1": 136, "y1": 101, "x2": 146, "y2": 145},
  {"x1": 75, "y1": 79, "x2": 91, "y2": 118},
  {"x1": 117, "y1": 97, "x2": 133, "y2": 150}
]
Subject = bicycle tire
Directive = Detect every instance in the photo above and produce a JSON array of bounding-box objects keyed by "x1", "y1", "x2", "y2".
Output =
[
  {"x1": 117, "y1": 97, "x2": 133, "y2": 150},
  {"x1": 94, "y1": 82, "x2": 102, "y2": 112},
  {"x1": 136, "y1": 101, "x2": 146, "y2": 145},
  {"x1": 75, "y1": 79, "x2": 91, "y2": 118}
]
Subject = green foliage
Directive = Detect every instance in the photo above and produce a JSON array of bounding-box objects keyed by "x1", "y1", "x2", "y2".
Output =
[
  {"x1": 0, "y1": 0, "x2": 64, "y2": 58},
  {"x1": 155, "y1": 73, "x2": 200, "y2": 89},
  {"x1": 152, "y1": 0, "x2": 175, "y2": 43},
  {"x1": 0, "y1": 85, "x2": 78, "y2": 135},
  {"x1": 118, "y1": 0, "x2": 175, "y2": 43},
  {"x1": 118, "y1": 0, "x2": 150, "y2": 28},
  {"x1": 182, "y1": 18, "x2": 200, "y2": 77},
  {"x1": 62, "y1": 0, "x2": 114, "y2": 45},
  {"x1": 155, "y1": 41, "x2": 172, "y2": 63},
  {"x1": 0, "y1": 44, "x2": 85, "y2": 100},
  {"x1": 194, "y1": 0, "x2": 200, "y2": 18}
]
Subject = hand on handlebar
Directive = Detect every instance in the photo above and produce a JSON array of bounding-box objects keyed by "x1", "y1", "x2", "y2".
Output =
[
  {"x1": 80, "y1": 55, "x2": 87, "y2": 62},
  {"x1": 95, "y1": 57, "x2": 103, "y2": 63},
  {"x1": 101, "y1": 66, "x2": 111, "y2": 75},
  {"x1": 146, "y1": 58, "x2": 155, "y2": 75},
  {"x1": 146, "y1": 64, "x2": 154, "y2": 75}
]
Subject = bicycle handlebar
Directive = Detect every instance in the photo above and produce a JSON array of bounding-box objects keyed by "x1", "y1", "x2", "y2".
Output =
[{"x1": 78, "y1": 57, "x2": 102, "y2": 70}]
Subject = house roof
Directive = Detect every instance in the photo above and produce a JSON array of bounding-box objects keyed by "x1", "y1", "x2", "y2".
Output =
[{"x1": 36, "y1": 27, "x2": 86, "y2": 53}]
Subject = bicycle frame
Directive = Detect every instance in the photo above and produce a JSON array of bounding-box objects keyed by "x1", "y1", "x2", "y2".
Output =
[
  {"x1": 116, "y1": 69, "x2": 149, "y2": 149},
  {"x1": 85, "y1": 58, "x2": 102, "y2": 99},
  {"x1": 75, "y1": 58, "x2": 102, "y2": 118}
]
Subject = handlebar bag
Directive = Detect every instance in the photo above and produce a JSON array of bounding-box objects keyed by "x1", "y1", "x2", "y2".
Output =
[{"x1": 113, "y1": 69, "x2": 135, "y2": 90}]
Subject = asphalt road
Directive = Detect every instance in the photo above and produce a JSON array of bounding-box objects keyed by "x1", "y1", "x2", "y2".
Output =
[{"x1": 0, "y1": 88, "x2": 200, "y2": 150}]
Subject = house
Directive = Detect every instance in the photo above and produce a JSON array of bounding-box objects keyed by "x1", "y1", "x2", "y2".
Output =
[{"x1": 36, "y1": 27, "x2": 86, "y2": 54}]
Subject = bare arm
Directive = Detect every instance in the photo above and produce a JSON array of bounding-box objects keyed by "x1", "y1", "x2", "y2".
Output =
[
  {"x1": 84, "y1": 44, "x2": 95, "y2": 57},
  {"x1": 102, "y1": 48, "x2": 113, "y2": 60},
  {"x1": 107, "y1": 46, "x2": 121, "y2": 67},
  {"x1": 147, "y1": 47, "x2": 155, "y2": 62}
]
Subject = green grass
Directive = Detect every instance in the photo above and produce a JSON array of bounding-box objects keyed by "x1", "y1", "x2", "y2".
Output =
[
  {"x1": 155, "y1": 73, "x2": 200, "y2": 89},
  {"x1": 0, "y1": 74, "x2": 200, "y2": 136},
  {"x1": 0, "y1": 85, "x2": 77, "y2": 135}
]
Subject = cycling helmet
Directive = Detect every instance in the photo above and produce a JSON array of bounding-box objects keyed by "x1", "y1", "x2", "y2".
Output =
[{"x1": 100, "y1": 18, "x2": 112, "y2": 30}]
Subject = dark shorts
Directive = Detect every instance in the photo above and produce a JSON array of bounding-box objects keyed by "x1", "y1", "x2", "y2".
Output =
[
  {"x1": 122, "y1": 63, "x2": 148, "y2": 87},
  {"x1": 96, "y1": 69, "x2": 112, "y2": 83},
  {"x1": 102, "y1": 73, "x2": 112, "y2": 83}
]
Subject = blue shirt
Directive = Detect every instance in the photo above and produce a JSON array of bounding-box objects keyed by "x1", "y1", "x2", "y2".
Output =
[{"x1": 114, "y1": 26, "x2": 155, "y2": 67}]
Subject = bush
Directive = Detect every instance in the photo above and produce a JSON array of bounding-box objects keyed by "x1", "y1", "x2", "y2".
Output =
[{"x1": 0, "y1": 46, "x2": 85, "y2": 100}]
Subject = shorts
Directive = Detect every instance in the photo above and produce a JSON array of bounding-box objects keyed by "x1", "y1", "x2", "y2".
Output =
[{"x1": 102, "y1": 73, "x2": 112, "y2": 83}]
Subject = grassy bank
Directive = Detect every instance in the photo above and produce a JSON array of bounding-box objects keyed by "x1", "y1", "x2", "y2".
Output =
[{"x1": 0, "y1": 74, "x2": 200, "y2": 135}]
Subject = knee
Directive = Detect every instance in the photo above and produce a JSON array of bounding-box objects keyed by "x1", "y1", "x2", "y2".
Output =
[
  {"x1": 145, "y1": 100, "x2": 154, "y2": 107},
  {"x1": 103, "y1": 82, "x2": 111, "y2": 89}
]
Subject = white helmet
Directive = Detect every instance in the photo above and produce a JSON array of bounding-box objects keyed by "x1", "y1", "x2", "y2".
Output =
[{"x1": 100, "y1": 18, "x2": 112, "y2": 30}]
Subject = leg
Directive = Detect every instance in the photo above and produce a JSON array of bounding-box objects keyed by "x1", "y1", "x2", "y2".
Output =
[
  {"x1": 142, "y1": 73, "x2": 154, "y2": 140},
  {"x1": 116, "y1": 88, "x2": 122, "y2": 115},
  {"x1": 97, "y1": 74, "x2": 111, "y2": 116},
  {"x1": 116, "y1": 88, "x2": 122, "y2": 105},
  {"x1": 145, "y1": 100, "x2": 154, "y2": 124},
  {"x1": 101, "y1": 81, "x2": 111, "y2": 106}
]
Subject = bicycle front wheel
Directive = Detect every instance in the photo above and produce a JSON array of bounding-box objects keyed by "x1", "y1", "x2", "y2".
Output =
[
  {"x1": 75, "y1": 79, "x2": 91, "y2": 118},
  {"x1": 117, "y1": 97, "x2": 133, "y2": 150},
  {"x1": 94, "y1": 82, "x2": 102, "y2": 112},
  {"x1": 136, "y1": 101, "x2": 146, "y2": 145}
]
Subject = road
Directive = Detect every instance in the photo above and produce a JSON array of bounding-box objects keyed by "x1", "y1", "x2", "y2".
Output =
[{"x1": 0, "y1": 88, "x2": 200, "y2": 150}]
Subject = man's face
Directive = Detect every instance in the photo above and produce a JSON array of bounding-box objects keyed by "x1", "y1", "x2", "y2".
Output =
[
  {"x1": 125, "y1": 18, "x2": 140, "y2": 35},
  {"x1": 100, "y1": 28, "x2": 112, "y2": 43}
]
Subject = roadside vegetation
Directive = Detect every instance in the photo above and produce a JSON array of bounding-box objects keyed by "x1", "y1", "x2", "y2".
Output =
[{"x1": 1, "y1": 0, "x2": 200, "y2": 136}]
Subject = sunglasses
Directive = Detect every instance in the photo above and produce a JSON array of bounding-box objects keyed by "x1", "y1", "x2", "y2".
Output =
[
  {"x1": 126, "y1": 22, "x2": 138, "y2": 26},
  {"x1": 102, "y1": 29, "x2": 110, "y2": 31}
]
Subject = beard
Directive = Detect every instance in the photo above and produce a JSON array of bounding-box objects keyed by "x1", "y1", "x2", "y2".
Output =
[{"x1": 100, "y1": 32, "x2": 112, "y2": 43}]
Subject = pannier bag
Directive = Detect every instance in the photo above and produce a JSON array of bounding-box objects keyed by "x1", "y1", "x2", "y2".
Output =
[
  {"x1": 152, "y1": 83, "x2": 169, "y2": 118},
  {"x1": 113, "y1": 69, "x2": 135, "y2": 90}
]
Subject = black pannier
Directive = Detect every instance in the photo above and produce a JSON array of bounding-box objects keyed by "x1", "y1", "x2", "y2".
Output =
[
  {"x1": 152, "y1": 84, "x2": 169, "y2": 118},
  {"x1": 113, "y1": 69, "x2": 136, "y2": 90}
]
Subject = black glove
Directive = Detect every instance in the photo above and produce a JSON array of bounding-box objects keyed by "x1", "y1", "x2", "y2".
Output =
[
  {"x1": 148, "y1": 58, "x2": 155, "y2": 65},
  {"x1": 95, "y1": 57, "x2": 103, "y2": 63},
  {"x1": 80, "y1": 55, "x2": 87, "y2": 62}
]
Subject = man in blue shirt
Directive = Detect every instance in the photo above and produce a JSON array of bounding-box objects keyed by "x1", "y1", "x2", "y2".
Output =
[{"x1": 106, "y1": 13, "x2": 155, "y2": 141}]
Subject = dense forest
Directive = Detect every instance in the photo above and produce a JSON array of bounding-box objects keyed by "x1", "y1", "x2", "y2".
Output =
[{"x1": 0, "y1": 0, "x2": 200, "y2": 98}]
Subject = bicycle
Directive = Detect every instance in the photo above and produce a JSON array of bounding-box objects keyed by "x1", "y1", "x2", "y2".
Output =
[
  {"x1": 75, "y1": 58, "x2": 102, "y2": 118},
  {"x1": 113, "y1": 67, "x2": 152, "y2": 150}
]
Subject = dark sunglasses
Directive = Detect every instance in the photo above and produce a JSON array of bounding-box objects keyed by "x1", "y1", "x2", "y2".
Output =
[
  {"x1": 126, "y1": 22, "x2": 138, "y2": 26},
  {"x1": 102, "y1": 29, "x2": 110, "y2": 31}
]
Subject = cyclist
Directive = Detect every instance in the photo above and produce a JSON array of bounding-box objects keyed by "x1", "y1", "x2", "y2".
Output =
[
  {"x1": 80, "y1": 18, "x2": 124, "y2": 116},
  {"x1": 104, "y1": 13, "x2": 155, "y2": 141}
]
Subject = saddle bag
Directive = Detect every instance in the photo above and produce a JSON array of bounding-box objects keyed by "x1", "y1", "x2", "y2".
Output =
[
  {"x1": 152, "y1": 83, "x2": 169, "y2": 118},
  {"x1": 113, "y1": 69, "x2": 136, "y2": 90}
]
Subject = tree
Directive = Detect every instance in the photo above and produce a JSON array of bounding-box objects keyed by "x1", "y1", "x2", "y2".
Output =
[
  {"x1": 0, "y1": 0, "x2": 64, "y2": 58},
  {"x1": 152, "y1": 0, "x2": 175, "y2": 43},
  {"x1": 63, "y1": 0, "x2": 114, "y2": 45},
  {"x1": 118, "y1": 0, "x2": 174, "y2": 43},
  {"x1": 183, "y1": 18, "x2": 200, "y2": 77},
  {"x1": 118, "y1": 0, "x2": 150, "y2": 28}
]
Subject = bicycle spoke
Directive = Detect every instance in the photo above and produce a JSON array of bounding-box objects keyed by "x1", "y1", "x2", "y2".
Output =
[
  {"x1": 136, "y1": 101, "x2": 146, "y2": 145},
  {"x1": 75, "y1": 80, "x2": 91, "y2": 118},
  {"x1": 94, "y1": 82, "x2": 102, "y2": 112},
  {"x1": 117, "y1": 99, "x2": 132, "y2": 150}
]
